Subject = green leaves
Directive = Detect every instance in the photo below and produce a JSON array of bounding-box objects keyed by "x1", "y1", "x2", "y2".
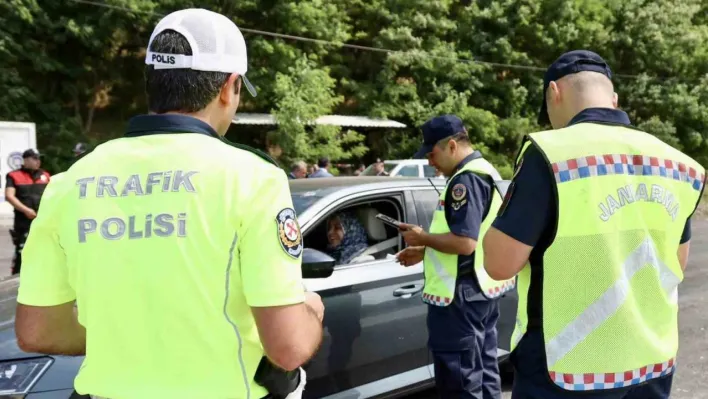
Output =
[
  {"x1": 271, "y1": 58, "x2": 366, "y2": 165},
  {"x1": 1, "y1": 0, "x2": 707, "y2": 174}
]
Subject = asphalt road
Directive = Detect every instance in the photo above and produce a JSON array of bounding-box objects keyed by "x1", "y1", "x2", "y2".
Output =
[
  {"x1": 0, "y1": 222, "x2": 706, "y2": 398},
  {"x1": 409, "y1": 220, "x2": 708, "y2": 399}
]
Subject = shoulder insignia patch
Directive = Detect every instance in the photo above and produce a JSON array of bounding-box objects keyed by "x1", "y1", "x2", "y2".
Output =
[
  {"x1": 451, "y1": 183, "x2": 467, "y2": 201},
  {"x1": 276, "y1": 208, "x2": 303, "y2": 258}
]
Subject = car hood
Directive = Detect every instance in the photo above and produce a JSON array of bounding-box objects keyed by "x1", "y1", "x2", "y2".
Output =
[
  {"x1": 0, "y1": 277, "x2": 23, "y2": 358},
  {"x1": 0, "y1": 277, "x2": 82, "y2": 393}
]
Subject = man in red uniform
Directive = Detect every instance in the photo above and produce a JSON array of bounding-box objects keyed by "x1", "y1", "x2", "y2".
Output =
[{"x1": 5, "y1": 149, "x2": 51, "y2": 274}]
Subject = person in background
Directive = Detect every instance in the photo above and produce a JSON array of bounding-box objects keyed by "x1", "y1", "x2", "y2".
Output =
[
  {"x1": 73, "y1": 143, "x2": 88, "y2": 158},
  {"x1": 5, "y1": 149, "x2": 51, "y2": 275},
  {"x1": 325, "y1": 212, "x2": 369, "y2": 264},
  {"x1": 289, "y1": 161, "x2": 307, "y2": 179},
  {"x1": 309, "y1": 157, "x2": 334, "y2": 178},
  {"x1": 306, "y1": 164, "x2": 316, "y2": 177},
  {"x1": 373, "y1": 158, "x2": 389, "y2": 176},
  {"x1": 353, "y1": 164, "x2": 366, "y2": 176}
]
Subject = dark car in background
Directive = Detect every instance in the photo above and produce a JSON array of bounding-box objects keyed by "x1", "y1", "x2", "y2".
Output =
[{"x1": 0, "y1": 177, "x2": 517, "y2": 398}]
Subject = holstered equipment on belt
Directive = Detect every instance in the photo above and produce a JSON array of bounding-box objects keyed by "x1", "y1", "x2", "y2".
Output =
[{"x1": 254, "y1": 356, "x2": 300, "y2": 399}]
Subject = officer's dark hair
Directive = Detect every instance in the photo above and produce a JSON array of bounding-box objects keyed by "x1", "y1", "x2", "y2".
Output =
[
  {"x1": 145, "y1": 30, "x2": 240, "y2": 114},
  {"x1": 318, "y1": 157, "x2": 330, "y2": 168}
]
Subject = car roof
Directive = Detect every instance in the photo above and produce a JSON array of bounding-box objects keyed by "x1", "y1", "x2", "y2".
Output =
[
  {"x1": 289, "y1": 176, "x2": 443, "y2": 194},
  {"x1": 383, "y1": 159, "x2": 427, "y2": 164}
]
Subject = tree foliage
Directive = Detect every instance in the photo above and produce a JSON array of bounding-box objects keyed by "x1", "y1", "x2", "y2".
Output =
[
  {"x1": 1, "y1": 0, "x2": 707, "y2": 176},
  {"x1": 270, "y1": 58, "x2": 367, "y2": 166}
]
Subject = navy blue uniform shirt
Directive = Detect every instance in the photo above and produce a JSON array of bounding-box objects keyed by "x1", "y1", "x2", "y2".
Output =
[
  {"x1": 120, "y1": 114, "x2": 277, "y2": 166},
  {"x1": 427, "y1": 151, "x2": 494, "y2": 351},
  {"x1": 125, "y1": 114, "x2": 218, "y2": 137},
  {"x1": 492, "y1": 108, "x2": 691, "y2": 330},
  {"x1": 444, "y1": 151, "x2": 493, "y2": 274}
]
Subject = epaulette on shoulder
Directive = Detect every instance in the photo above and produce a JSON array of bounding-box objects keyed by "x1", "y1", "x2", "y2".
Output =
[{"x1": 220, "y1": 138, "x2": 280, "y2": 168}]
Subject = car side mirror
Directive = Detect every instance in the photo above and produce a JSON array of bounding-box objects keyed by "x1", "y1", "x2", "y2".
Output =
[{"x1": 302, "y1": 248, "x2": 336, "y2": 279}]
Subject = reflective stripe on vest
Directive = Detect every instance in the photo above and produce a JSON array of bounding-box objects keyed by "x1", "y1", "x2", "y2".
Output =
[
  {"x1": 510, "y1": 123, "x2": 705, "y2": 392},
  {"x1": 422, "y1": 157, "x2": 516, "y2": 306}
]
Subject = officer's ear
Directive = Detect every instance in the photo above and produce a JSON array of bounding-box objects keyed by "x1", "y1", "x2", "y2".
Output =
[
  {"x1": 548, "y1": 81, "x2": 562, "y2": 105},
  {"x1": 219, "y1": 73, "x2": 241, "y2": 106},
  {"x1": 447, "y1": 138, "x2": 458, "y2": 153},
  {"x1": 612, "y1": 92, "x2": 619, "y2": 108}
]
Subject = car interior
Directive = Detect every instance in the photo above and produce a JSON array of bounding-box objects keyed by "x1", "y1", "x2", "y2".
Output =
[{"x1": 304, "y1": 199, "x2": 403, "y2": 266}]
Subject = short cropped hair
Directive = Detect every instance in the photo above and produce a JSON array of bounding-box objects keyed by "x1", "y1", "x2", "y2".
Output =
[
  {"x1": 145, "y1": 30, "x2": 236, "y2": 114},
  {"x1": 436, "y1": 132, "x2": 471, "y2": 147}
]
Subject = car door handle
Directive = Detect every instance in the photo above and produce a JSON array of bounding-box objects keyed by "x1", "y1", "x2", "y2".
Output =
[{"x1": 393, "y1": 284, "x2": 424, "y2": 298}]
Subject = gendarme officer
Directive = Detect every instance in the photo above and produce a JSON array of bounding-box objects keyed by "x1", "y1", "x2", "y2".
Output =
[
  {"x1": 396, "y1": 115, "x2": 515, "y2": 399},
  {"x1": 483, "y1": 50, "x2": 704, "y2": 399}
]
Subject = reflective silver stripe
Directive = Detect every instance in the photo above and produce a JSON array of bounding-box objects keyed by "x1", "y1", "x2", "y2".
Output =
[
  {"x1": 545, "y1": 237, "x2": 680, "y2": 367},
  {"x1": 511, "y1": 317, "x2": 524, "y2": 348},
  {"x1": 425, "y1": 247, "x2": 455, "y2": 293},
  {"x1": 468, "y1": 158, "x2": 502, "y2": 181},
  {"x1": 223, "y1": 232, "x2": 252, "y2": 399}
]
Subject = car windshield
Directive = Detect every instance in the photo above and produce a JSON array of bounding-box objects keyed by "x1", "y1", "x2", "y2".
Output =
[
  {"x1": 361, "y1": 162, "x2": 398, "y2": 176},
  {"x1": 291, "y1": 191, "x2": 324, "y2": 215}
]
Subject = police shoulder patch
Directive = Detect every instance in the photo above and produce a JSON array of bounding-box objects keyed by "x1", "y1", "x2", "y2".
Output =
[
  {"x1": 451, "y1": 183, "x2": 467, "y2": 201},
  {"x1": 276, "y1": 208, "x2": 303, "y2": 258}
]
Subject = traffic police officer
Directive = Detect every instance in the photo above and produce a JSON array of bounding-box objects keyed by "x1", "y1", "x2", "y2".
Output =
[
  {"x1": 4, "y1": 149, "x2": 51, "y2": 274},
  {"x1": 396, "y1": 115, "x2": 515, "y2": 399},
  {"x1": 15, "y1": 8, "x2": 323, "y2": 399},
  {"x1": 483, "y1": 50, "x2": 704, "y2": 399}
]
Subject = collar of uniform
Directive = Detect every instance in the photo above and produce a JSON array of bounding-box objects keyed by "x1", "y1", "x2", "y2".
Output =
[
  {"x1": 19, "y1": 167, "x2": 43, "y2": 177},
  {"x1": 124, "y1": 114, "x2": 219, "y2": 138},
  {"x1": 567, "y1": 107, "x2": 631, "y2": 127},
  {"x1": 452, "y1": 151, "x2": 483, "y2": 175}
]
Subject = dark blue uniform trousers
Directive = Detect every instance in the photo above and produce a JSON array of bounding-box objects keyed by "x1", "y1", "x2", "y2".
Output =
[
  {"x1": 511, "y1": 331, "x2": 673, "y2": 399},
  {"x1": 428, "y1": 277, "x2": 501, "y2": 399}
]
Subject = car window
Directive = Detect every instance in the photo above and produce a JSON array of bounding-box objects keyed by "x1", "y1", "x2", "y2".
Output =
[
  {"x1": 302, "y1": 199, "x2": 403, "y2": 267},
  {"x1": 291, "y1": 192, "x2": 323, "y2": 215},
  {"x1": 423, "y1": 165, "x2": 438, "y2": 178},
  {"x1": 383, "y1": 163, "x2": 397, "y2": 173},
  {"x1": 396, "y1": 165, "x2": 419, "y2": 177},
  {"x1": 412, "y1": 189, "x2": 440, "y2": 230}
]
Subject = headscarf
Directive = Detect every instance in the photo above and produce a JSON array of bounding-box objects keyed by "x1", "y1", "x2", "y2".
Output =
[{"x1": 327, "y1": 211, "x2": 369, "y2": 264}]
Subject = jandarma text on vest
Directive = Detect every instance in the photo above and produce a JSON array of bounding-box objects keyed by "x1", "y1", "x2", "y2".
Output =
[
  {"x1": 74, "y1": 170, "x2": 198, "y2": 242},
  {"x1": 599, "y1": 183, "x2": 678, "y2": 222}
]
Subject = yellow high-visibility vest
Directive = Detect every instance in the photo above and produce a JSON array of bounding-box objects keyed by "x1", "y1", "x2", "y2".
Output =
[
  {"x1": 510, "y1": 123, "x2": 705, "y2": 391},
  {"x1": 18, "y1": 129, "x2": 307, "y2": 399},
  {"x1": 422, "y1": 157, "x2": 516, "y2": 306}
]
